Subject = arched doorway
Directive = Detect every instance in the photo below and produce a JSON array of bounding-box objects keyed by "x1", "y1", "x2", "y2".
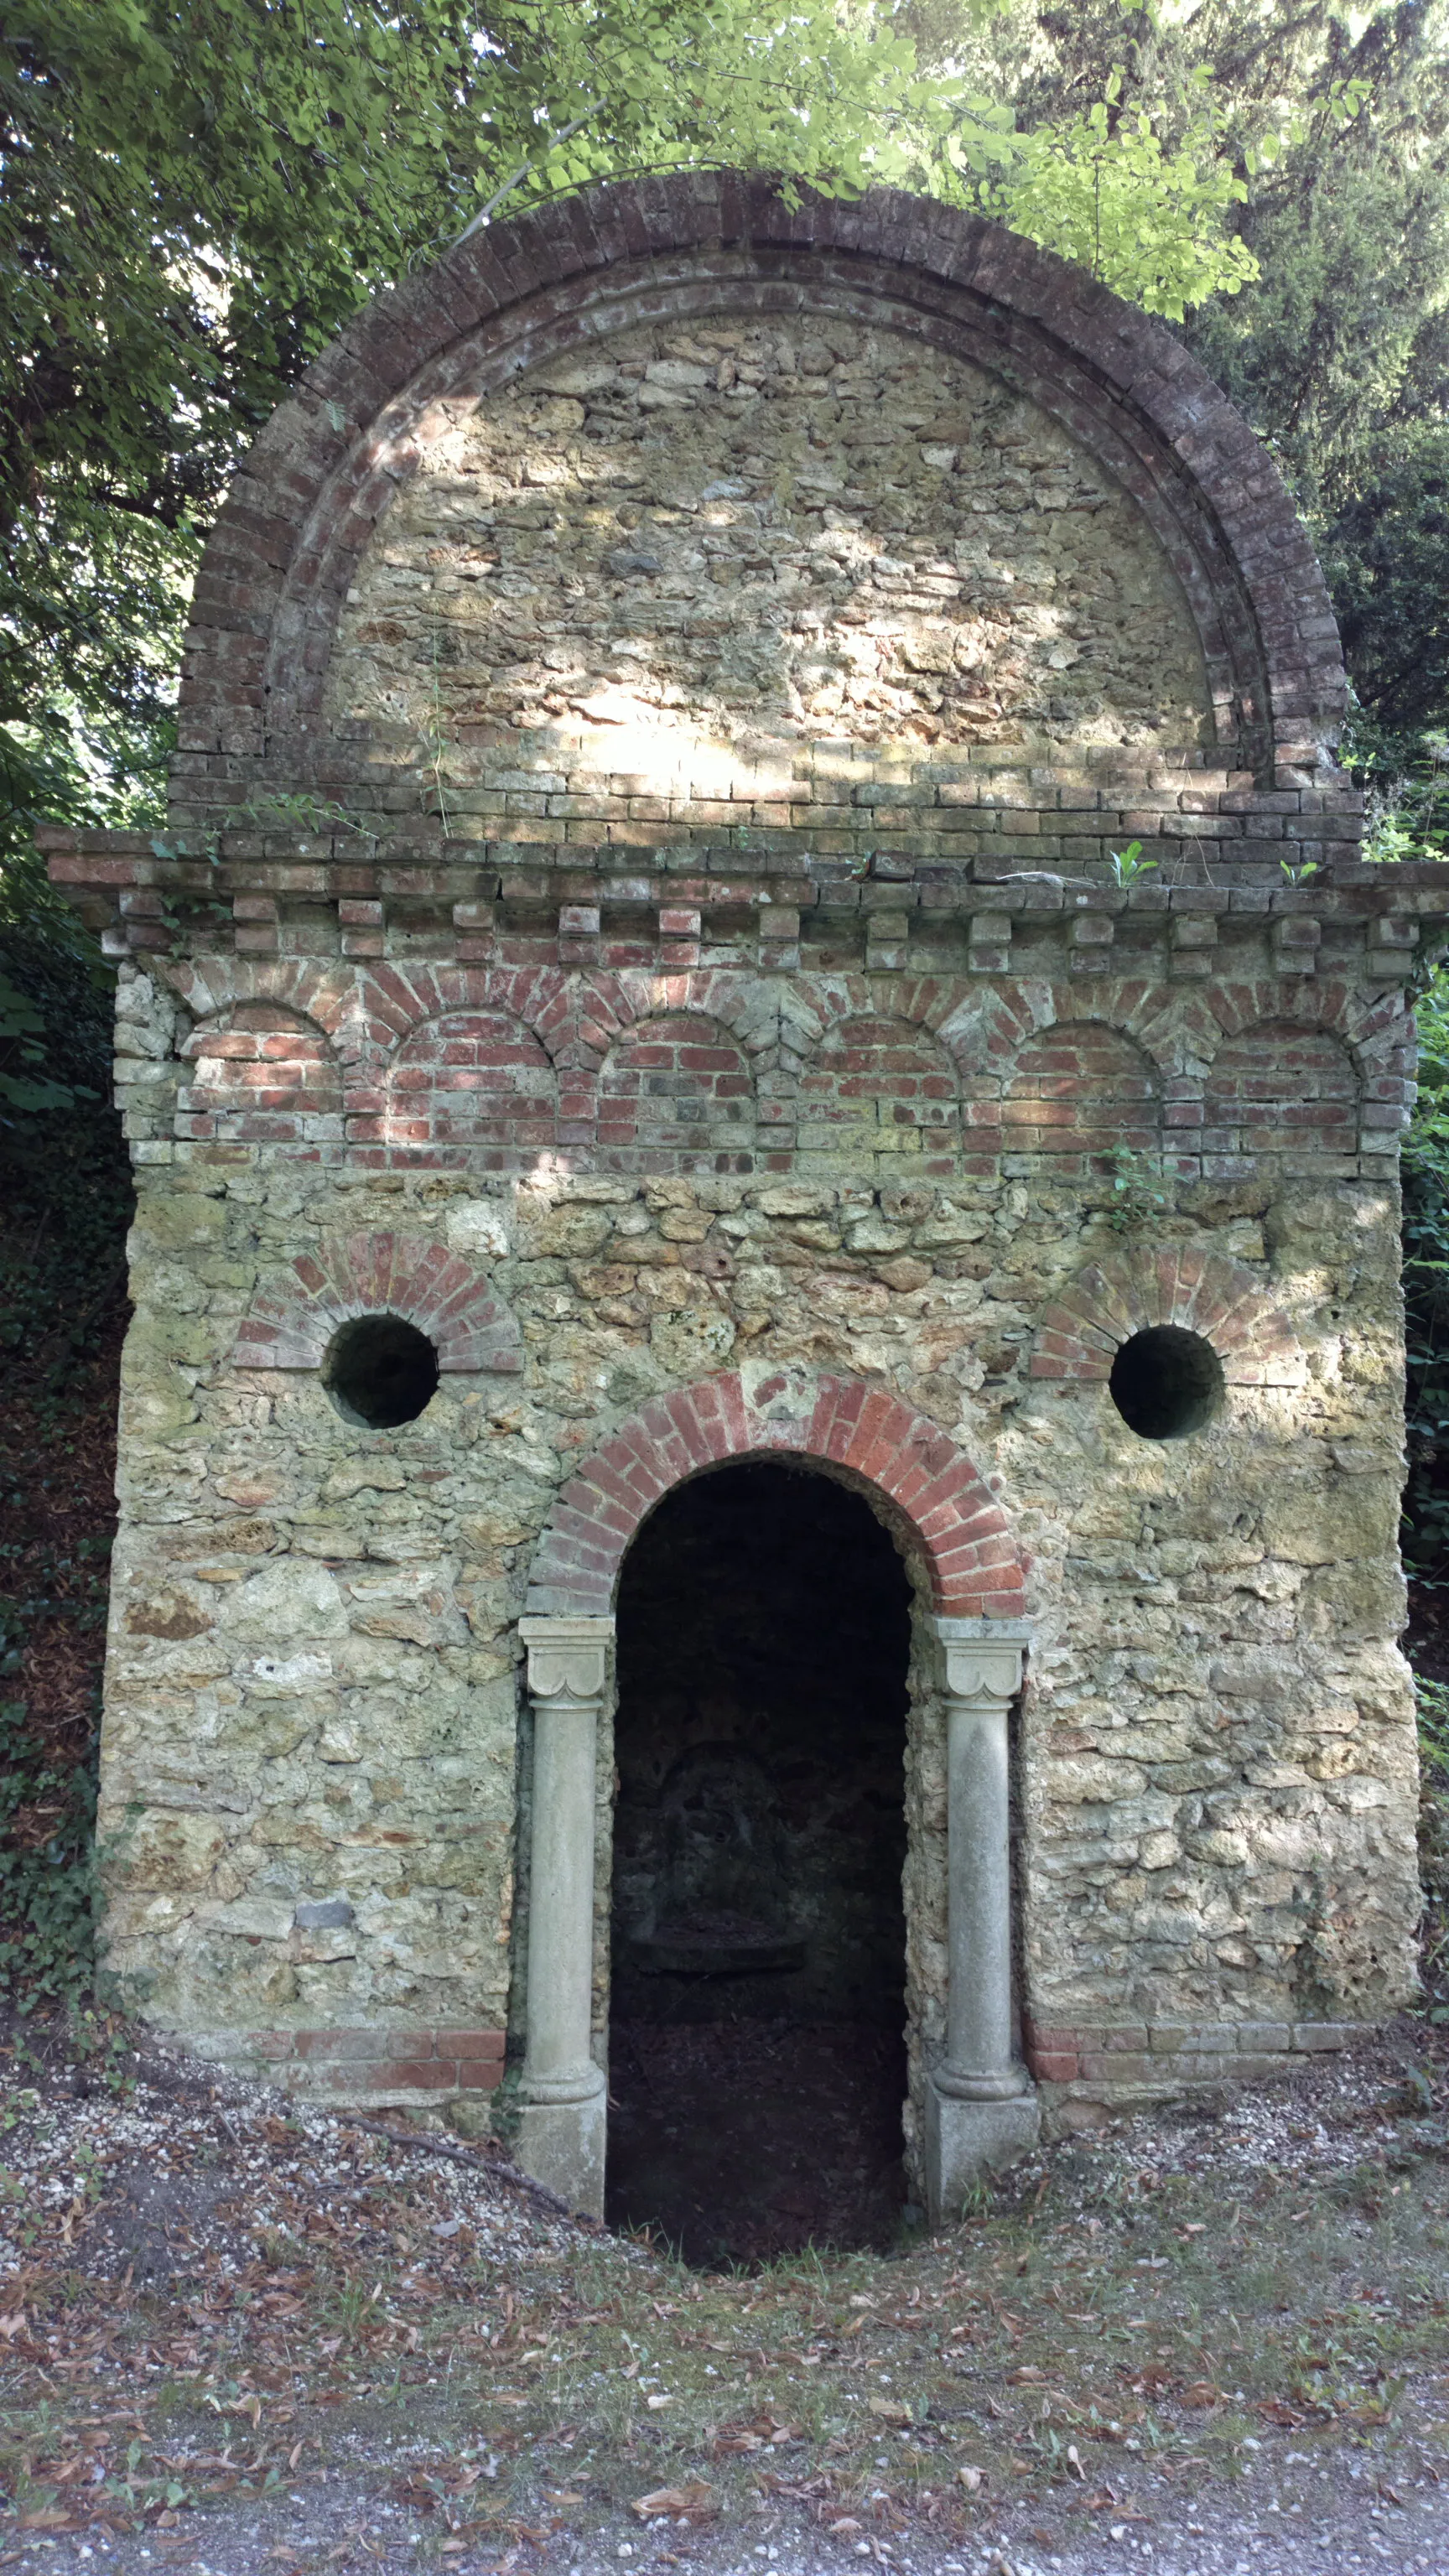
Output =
[
  {"x1": 515, "y1": 1368, "x2": 1035, "y2": 2228},
  {"x1": 605, "y1": 1461, "x2": 912, "y2": 2263}
]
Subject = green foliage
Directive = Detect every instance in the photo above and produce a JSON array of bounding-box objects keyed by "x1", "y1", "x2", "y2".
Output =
[
  {"x1": 1109, "y1": 839, "x2": 1156, "y2": 887},
  {"x1": 1400, "y1": 967, "x2": 1449, "y2": 1592},
  {"x1": 916, "y1": 1, "x2": 1449, "y2": 742},
  {"x1": 0, "y1": 921, "x2": 132, "y2": 2014},
  {"x1": 0, "y1": 1693, "x2": 97, "y2": 2013},
  {"x1": 1099, "y1": 1145, "x2": 1173, "y2": 1234},
  {"x1": 1347, "y1": 714, "x2": 1449, "y2": 868},
  {"x1": 1414, "y1": 1675, "x2": 1449, "y2": 2021},
  {"x1": 961, "y1": 81, "x2": 1258, "y2": 321}
]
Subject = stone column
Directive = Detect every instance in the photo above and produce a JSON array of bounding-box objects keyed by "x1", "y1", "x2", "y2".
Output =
[
  {"x1": 925, "y1": 1615, "x2": 1038, "y2": 2223},
  {"x1": 516, "y1": 1615, "x2": 613, "y2": 2216}
]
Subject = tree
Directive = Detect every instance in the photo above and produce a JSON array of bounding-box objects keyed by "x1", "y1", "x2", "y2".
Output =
[{"x1": 906, "y1": 0, "x2": 1449, "y2": 747}]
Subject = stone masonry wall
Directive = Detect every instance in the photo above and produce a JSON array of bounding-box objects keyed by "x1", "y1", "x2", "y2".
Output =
[
  {"x1": 96, "y1": 987, "x2": 1419, "y2": 2138},
  {"x1": 323, "y1": 312, "x2": 1212, "y2": 762}
]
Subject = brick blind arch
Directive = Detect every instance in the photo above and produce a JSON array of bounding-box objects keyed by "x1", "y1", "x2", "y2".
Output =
[
  {"x1": 797, "y1": 1015, "x2": 962, "y2": 1177},
  {"x1": 178, "y1": 1002, "x2": 341, "y2": 1146},
  {"x1": 1001, "y1": 1021, "x2": 1161, "y2": 1176},
  {"x1": 369, "y1": 1007, "x2": 558, "y2": 1166},
  {"x1": 597, "y1": 1012, "x2": 756, "y2": 1171},
  {"x1": 168, "y1": 174, "x2": 1348, "y2": 815},
  {"x1": 1206, "y1": 1019, "x2": 1360, "y2": 1177}
]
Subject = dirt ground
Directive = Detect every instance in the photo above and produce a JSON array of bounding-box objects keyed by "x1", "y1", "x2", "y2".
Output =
[{"x1": 0, "y1": 2018, "x2": 1444, "y2": 2576}]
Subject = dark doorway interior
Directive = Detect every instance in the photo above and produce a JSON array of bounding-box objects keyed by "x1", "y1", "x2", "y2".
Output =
[{"x1": 605, "y1": 1461, "x2": 911, "y2": 2264}]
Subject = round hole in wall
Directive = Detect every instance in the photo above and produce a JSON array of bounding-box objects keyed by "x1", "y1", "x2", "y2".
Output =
[
  {"x1": 321, "y1": 1313, "x2": 439, "y2": 1430},
  {"x1": 1108, "y1": 1325, "x2": 1223, "y2": 1441}
]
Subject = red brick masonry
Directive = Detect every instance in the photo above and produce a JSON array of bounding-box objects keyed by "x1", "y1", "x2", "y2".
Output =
[
  {"x1": 240, "y1": 2027, "x2": 506, "y2": 2096},
  {"x1": 1025, "y1": 2018, "x2": 1369, "y2": 2090},
  {"x1": 527, "y1": 1370, "x2": 1028, "y2": 1619}
]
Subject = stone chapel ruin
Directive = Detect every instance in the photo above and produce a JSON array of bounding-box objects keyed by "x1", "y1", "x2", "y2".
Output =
[{"x1": 43, "y1": 176, "x2": 1449, "y2": 2227}]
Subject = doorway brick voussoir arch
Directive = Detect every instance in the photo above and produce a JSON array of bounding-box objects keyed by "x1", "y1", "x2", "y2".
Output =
[{"x1": 526, "y1": 1371, "x2": 1026, "y2": 1618}]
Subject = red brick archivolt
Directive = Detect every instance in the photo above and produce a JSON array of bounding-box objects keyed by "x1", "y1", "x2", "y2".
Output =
[
  {"x1": 1030, "y1": 1244, "x2": 1303, "y2": 1387},
  {"x1": 526, "y1": 1371, "x2": 1026, "y2": 1618},
  {"x1": 236, "y1": 1230, "x2": 522, "y2": 1374}
]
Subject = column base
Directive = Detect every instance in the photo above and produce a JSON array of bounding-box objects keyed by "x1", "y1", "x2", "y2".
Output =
[
  {"x1": 516, "y1": 2075, "x2": 607, "y2": 2218},
  {"x1": 926, "y1": 2075, "x2": 1040, "y2": 2225}
]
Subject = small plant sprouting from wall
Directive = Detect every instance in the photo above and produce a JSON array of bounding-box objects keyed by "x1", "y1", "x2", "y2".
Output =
[{"x1": 1098, "y1": 1145, "x2": 1175, "y2": 1233}]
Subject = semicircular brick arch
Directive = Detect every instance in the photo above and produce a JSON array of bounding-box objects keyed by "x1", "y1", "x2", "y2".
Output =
[
  {"x1": 162, "y1": 958, "x2": 359, "y2": 1059},
  {"x1": 525, "y1": 1370, "x2": 1026, "y2": 1618},
  {"x1": 236, "y1": 1229, "x2": 522, "y2": 1374},
  {"x1": 355, "y1": 964, "x2": 566, "y2": 1065},
  {"x1": 1029, "y1": 1245, "x2": 1304, "y2": 1389},
  {"x1": 174, "y1": 174, "x2": 1345, "y2": 804}
]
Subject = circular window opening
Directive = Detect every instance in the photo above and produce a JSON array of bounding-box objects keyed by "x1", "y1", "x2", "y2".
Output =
[
  {"x1": 322, "y1": 1313, "x2": 439, "y2": 1430},
  {"x1": 1108, "y1": 1325, "x2": 1223, "y2": 1442}
]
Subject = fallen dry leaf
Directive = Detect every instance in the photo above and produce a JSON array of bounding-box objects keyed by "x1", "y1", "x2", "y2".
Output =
[
  {"x1": 1182, "y1": 2381, "x2": 1219, "y2": 2408},
  {"x1": 631, "y1": 2483, "x2": 716, "y2": 2522},
  {"x1": 867, "y1": 2396, "x2": 911, "y2": 2425},
  {"x1": 958, "y1": 2465, "x2": 984, "y2": 2493}
]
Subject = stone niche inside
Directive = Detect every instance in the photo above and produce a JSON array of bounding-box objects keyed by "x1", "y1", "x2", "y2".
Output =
[{"x1": 607, "y1": 1462, "x2": 912, "y2": 2262}]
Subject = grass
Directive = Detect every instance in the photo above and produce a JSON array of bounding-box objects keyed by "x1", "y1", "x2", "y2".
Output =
[{"x1": 0, "y1": 2048, "x2": 1446, "y2": 2561}]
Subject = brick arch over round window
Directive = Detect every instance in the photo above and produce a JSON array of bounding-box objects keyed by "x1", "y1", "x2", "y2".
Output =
[
  {"x1": 178, "y1": 1002, "x2": 341, "y2": 1146},
  {"x1": 1206, "y1": 1019, "x2": 1360, "y2": 1176},
  {"x1": 597, "y1": 1012, "x2": 756, "y2": 1171},
  {"x1": 236, "y1": 1229, "x2": 523, "y2": 1375},
  {"x1": 1001, "y1": 1021, "x2": 1161, "y2": 1176},
  {"x1": 797, "y1": 1015, "x2": 962, "y2": 1176},
  {"x1": 369, "y1": 1007, "x2": 558, "y2": 1166},
  {"x1": 525, "y1": 1371, "x2": 1026, "y2": 1618},
  {"x1": 1029, "y1": 1243, "x2": 1303, "y2": 1389}
]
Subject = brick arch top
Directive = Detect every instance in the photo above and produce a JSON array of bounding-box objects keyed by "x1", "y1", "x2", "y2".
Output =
[
  {"x1": 179, "y1": 175, "x2": 1343, "y2": 798},
  {"x1": 1029, "y1": 1243, "x2": 1304, "y2": 1388},
  {"x1": 236, "y1": 1229, "x2": 522, "y2": 1374},
  {"x1": 525, "y1": 1369, "x2": 1026, "y2": 1618}
]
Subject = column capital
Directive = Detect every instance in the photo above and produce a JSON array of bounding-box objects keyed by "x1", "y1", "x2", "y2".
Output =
[
  {"x1": 519, "y1": 1614, "x2": 614, "y2": 1703},
  {"x1": 929, "y1": 1615, "x2": 1030, "y2": 1704}
]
